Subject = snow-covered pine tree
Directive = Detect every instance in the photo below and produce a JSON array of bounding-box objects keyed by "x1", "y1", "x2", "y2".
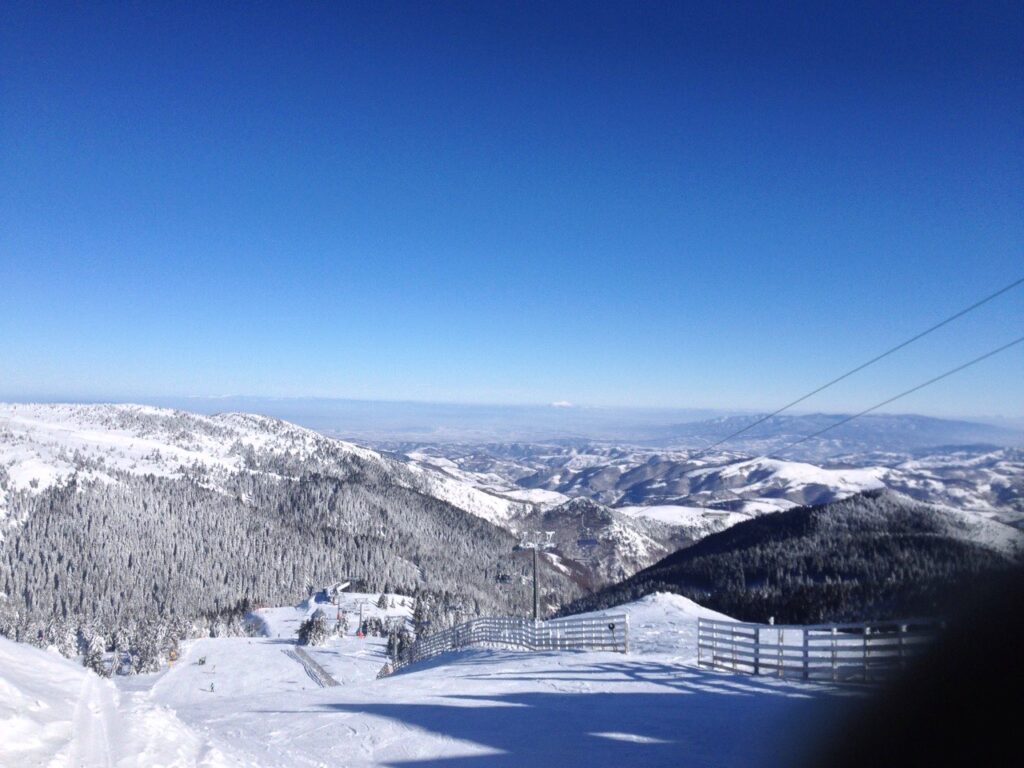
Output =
[
  {"x1": 84, "y1": 634, "x2": 108, "y2": 677},
  {"x1": 412, "y1": 596, "x2": 430, "y2": 636},
  {"x1": 130, "y1": 620, "x2": 166, "y2": 673},
  {"x1": 297, "y1": 608, "x2": 329, "y2": 646},
  {"x1": 76, "y1": 622, "x2": 96, "y2": 657},
  {"x1": 386, "y1": 628, "x2": 401, "y2": 661},
  {"x1": 0, "y1": 596, "x2": 19, "y2": 640},
  {"x1": 113, "y1": 626, "x2": 133, "y2": 675},
  {"x1": 45, "y1": 617, "x2": 78, "y2": 657},
  {"x1": 396, "y1": 626, "x2": 413, "y2": 659}
]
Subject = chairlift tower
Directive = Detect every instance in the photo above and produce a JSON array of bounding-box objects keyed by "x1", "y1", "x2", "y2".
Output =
[
  {"x1": 532, "y1": 545, "x2": 539, "y2": 622},
  {"x1": 512, "y1": 537, "x2": 544, "y2": 622}
]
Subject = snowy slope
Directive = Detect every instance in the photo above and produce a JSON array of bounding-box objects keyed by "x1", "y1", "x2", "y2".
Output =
[
  {"x1": 686, "y1": 456, "x2": 887, "y2": 504},
  {"x1": 140, "y1": 592, "x2": 856, "y2": 767},
  {"x1": 400, "y1": 461, "x2": 530, "y2": 526},
  {"x1": 0, "y1": 636, "x2": 229, "y2": 767},
  {"x1": 0, "y1": 403, "x2": 375, "y2": 515},
  {"x1": 1, "y1": 590, "x2": 862, "y2": 767},
  {"x1": 617, "y1": 504, "x2": 751, "y2": 539},
  {"x1": 576, "y1": 592, "x2": 736, "y2": 657}
]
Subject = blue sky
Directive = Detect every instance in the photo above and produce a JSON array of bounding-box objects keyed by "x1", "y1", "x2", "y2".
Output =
[{"x1": 2, "y1": 2, "x2": 1022, "y2": 417}]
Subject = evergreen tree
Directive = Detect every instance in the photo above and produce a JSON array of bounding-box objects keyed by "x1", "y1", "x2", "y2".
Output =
[
  {"x1": 386, "y1": 628, "x2": 402, "y2": 661},
  {"x1": 297, "y1": 608, "x2": 329, "y2": 646},
  {"x1": 83, "y1": 634, "x2": 108, "y2": 677}
]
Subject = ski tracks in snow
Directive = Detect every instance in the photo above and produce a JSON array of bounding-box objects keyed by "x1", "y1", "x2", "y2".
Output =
[{"x1": 68, "y1": 672, "x2": 118, "y2": 768}]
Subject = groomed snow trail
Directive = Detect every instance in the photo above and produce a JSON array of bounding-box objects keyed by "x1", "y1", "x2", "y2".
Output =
[
  {"x1": 68, "y1": 668, "x2": 117, "y2": 768},
  {"x1": 284, "y1": 648, "x2": 339, "y2": 688}
]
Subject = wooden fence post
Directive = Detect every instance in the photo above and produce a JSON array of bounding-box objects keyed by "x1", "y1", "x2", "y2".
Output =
[
  {"x1": 863, "y1": 626, "x2": 871, "y2": 683},
  {"x1": 754, "y1": 626, "x2": 760, "y2": 676},
  {"x1": 831, "y1": 627, "x2": 837, "y2": 682},
  {"x1": 712, "y1": 621, "x2": 718, "y2": 667},
  {"x1": 802, "y1": 629, "x2": 809, "y2": 681},
  {"x1": 697, "y1": 619, "x2": 702, "y2": 667},
  {"x1": 777, "y1": 628, "x2": 783, "y2": 678}
]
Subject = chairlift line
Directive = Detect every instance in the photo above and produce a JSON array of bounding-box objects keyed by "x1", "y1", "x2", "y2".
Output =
[
  {"x1": 693, "y1": 276, "x2": 1024, "y2": 458},
  {"x1": 771, "y1": 334, "x2": 1024, "y2": 457}
]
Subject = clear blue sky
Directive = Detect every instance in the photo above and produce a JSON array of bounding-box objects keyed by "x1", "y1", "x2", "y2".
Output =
[{"x1": 2, "y1": 2, "x2": 1022, "y2": 416}]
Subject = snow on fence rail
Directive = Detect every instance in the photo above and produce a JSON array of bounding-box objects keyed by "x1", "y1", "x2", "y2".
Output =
[
  {"x1": 378, "y1": 614, "x2": 629, "y2": 678},
  {"x1": 697, "y1": 616, "x2": 943, "y2": 683}
]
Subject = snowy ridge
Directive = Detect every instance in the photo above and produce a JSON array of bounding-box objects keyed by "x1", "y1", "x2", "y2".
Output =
[
  {"x1": 399, "y1": 461, "x2": 529, "y2": 526},
  {"x1": 922, "y1": 499, "x2": 1024, "y2": 558},
  {"x1": 0, "y1": 403, "x2": 527, "y2": 528},
  {"x1": 577, "y1": 592, "x2": 735, "y2": 657}
]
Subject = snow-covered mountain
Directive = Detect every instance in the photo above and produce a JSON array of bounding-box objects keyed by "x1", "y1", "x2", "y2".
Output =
[
  {"x1": 567, "y1": 490, "x2": 1024, "y2": 623},
  {"x1": 512, "y1": 498, "x2": 685, "y2": 588},
  {"x1": 3, "y1": 402, "x2": 1019, "y2": 628},
  {"x1": 0, "y1": 403, "x2": 596, "y2": 644},
  {"x1": 0, "y1": 404, "x2": 689, "y2": 592},
  {"x1": 0, "y1": 403, "x2": 527, "y2": 527},
  {"x1": 393, "y1": 441, "x2": 1024, "y2": 529}
]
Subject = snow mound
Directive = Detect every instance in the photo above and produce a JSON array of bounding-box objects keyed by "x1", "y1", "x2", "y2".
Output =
[{"x1": 573, "y1": 592, "x2": 734, "y2": 658}]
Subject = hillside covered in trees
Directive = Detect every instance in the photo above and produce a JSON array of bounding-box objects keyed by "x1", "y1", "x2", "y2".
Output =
[
  {"x1": 0, "y1": 466, "x2": 579, "y2": 657},
  {"x1": 561, "y1": 491, "x2": 1024, "y2": 624}
]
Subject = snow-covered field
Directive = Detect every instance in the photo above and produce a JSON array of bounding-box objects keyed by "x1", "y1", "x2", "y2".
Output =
[{"x1": 0, "y1": 593, "x2": 863, "y2": 767}]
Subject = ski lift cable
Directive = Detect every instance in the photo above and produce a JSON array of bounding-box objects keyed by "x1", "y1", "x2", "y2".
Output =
[
  {"x1": 692, "y1": 276, "x2": 1024, "y2": 458},
  {"x1": 770, "y1": 334, "x2": 1024, "y2": 457}
]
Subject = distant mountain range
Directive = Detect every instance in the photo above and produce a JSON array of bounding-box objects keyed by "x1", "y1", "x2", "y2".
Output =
[
  {"x1": 648, "y1": 412, "x2": 1024, "y2": 459},
  {"x1": 66, "y1": 397, "x2": 1022, "y2": 450},
  {"x1": 397, "y1": 439, "x2": 1024, "y2": 529}
]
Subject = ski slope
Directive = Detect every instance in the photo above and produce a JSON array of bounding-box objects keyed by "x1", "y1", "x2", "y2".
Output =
[
  {"x1": 1, "y1": 592, "x2": 863, "y2": 767},
  {"x1": 0, "y1": 635, "x2": 230, "y2": 767}
]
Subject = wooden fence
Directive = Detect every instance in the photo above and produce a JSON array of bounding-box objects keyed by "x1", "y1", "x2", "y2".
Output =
[
  {"x1": 697, "y1": 617, "x2": 943, "y2": 682},
  {"x1": 378, "y1": 614, "x2": 629, "y2": 677}
]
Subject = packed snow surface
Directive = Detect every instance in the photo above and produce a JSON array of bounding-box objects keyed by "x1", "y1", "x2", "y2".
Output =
[
  {"x1": 1, "y1": 592, "x2": 862, "y2": 766},
  {"x1": 0, "y1": 636, "x2": 230, "y2": 767}
]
